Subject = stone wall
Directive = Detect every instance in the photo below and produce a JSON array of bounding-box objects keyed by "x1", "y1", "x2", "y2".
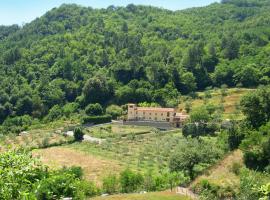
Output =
[{"x1": 123, "y1": 120, "x2": 173, "y2": 130}]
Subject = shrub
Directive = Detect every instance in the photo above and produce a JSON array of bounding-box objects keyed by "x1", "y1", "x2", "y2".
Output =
[
  {"x1": 226, "y1": 122, "x2": 245, "y2": 150},
  {"x1": 81, "y1": 115, "x2": 112, "y2": 125},
  {"x1": 193, "y1": 179, "x2": 236, "y2": 199},
  {"x1": 2, "y1": 115, "x2": 33, "y2": 133},
  {"x1": 105, "y1": 105, "x2": 123, "y2": 119},
  {"x1": 102, "y1": 174, "x2": 119, "y2": 194},
  {"x1": 182, "y1": 122, "x2": 217, "y2": 138},
  {"x1": 63, "y1": 102, "x2": 79, "y2": 117},
  {"x1": 64, "y1": 166, "x2": 84, "y2": 179},
  {"x1": 190, "y1": 106, "x2": 210, "y2": 123},
  {"x1": 241, "y1": 131, "x2": 270, "y2": 171},
  {"x1": 0, "y1": 150, "x2": 46, "y2": 199},
  {"x1": 230, "y1": 162, "x2": 242, "y2": 175},
  {"x1": 41, "y1": 136, "x2": 50, "y2": 148},
  {"x1": 46, "y1": 105, "x2": 63, "y2": 122},
  {"x1": 85, "y1": 103, "x2": 103, "y2": 116},
  {"x1": 120, "y1": 169, "x2": 144, "y2": 193},
  {"x1": 238, "y1": 168, "x2": 269, "y2": 200},
  {"x1": 74, "y1": 127, "x2": 84, "y2": 141}
]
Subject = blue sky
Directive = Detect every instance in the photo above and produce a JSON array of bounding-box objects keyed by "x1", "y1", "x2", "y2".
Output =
[{"x1": 0, "y1": 0, "x2": 218, "y2": 25}]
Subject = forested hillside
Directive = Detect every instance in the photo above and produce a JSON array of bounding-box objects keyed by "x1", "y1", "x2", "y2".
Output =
[{"x1": 0, "y1": 0, "x2": 270, "y2": 129}]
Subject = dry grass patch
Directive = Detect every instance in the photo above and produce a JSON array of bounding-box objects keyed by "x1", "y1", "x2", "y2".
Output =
[
  {"x1": 91, "y1": 191, "x2": 190, "y2": 200},
  {"x1": 33, "y1": 146, "x2": 122, "y2": 185},
  {"x1": 191, "y1": 150, "x2": 243, "y2": 189}
]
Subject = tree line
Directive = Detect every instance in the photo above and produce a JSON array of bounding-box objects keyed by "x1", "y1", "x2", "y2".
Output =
[{"x1": 0, "y1": 1, "x2": 270, "y2": 129}]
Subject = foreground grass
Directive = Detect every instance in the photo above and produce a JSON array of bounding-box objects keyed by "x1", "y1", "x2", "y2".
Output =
[{"x1": 91, "y1": 192, "x2": 190, "y2": 200}]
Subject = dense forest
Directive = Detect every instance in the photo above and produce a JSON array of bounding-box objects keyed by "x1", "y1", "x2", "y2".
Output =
[{"x1": 1, "y1": 0, "x2": 270, "y2": 130}]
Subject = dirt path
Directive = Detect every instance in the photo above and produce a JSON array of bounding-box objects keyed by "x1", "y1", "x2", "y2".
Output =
[{"x1": 176, "y1": 187, "x2": 198, "y2": 199}]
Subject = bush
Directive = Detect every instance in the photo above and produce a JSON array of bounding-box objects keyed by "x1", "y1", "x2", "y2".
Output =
[
  {"x1": 182, "y1": 122, "x2": 217, "y2": 138},
  {"x1": 2, "y1": 115, "x2": 33, "y2": 134},
  {"x1": 120, "y1": 169, "x2": 144, "y2": 193},
  {"x1": 35, "y1": 171, "x2": 96, "y2": 200},
  {"x1": 63, "y1": 102, "x2": 79, "y2": 117},
  {"x1": 64, "y1": 166, "x2": 84, "y2": 179},
  {"x1": 230, "y1": 162, "x2": 242, "y2": 175},
  {"x1": 238, "y1": 168, "x2": 270, "y2": 200},
  {"x1": 102, "y1": 174, "x2": 119, "y2": 194},
  {"x1": 193, "y1": 179, "x2": 236, "y2": 199},
  {"x1": 85, "y1": 103, "x2": 103, "y2": 116},
  {"x1": 81, "y1": 115, "x2": 112, "y2": 125},
  {"x1": 105, "y1": 105, "x2": 123, "y2": 119},
  {"x1": 46, "y1": 105, "x2": 63, "y2": 122},
  {"x1": 74, "y1": 127, "x2": 84, "y2": 141},
  {"x1": 41, "y1": 136, "x2": 50, "y2": 148},
  {"x1": 0, "y1": 150, "x2": 97, "y2": 199},
  {"x1": 241, "y1": 130, "x2": 270, "y2": 171}
]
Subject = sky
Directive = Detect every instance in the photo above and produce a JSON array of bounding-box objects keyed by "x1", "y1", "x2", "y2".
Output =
[{"x1": 0, "y1": 0, "x2": 218, "y2": 26}]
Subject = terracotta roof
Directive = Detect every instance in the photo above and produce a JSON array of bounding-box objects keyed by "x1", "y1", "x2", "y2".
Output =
[{"x1": 136, "y1": 107, "x2": 175, "y2": 112}]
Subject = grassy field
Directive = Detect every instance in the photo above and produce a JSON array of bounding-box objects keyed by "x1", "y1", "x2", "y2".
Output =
[
  {"x1": 179, "y1": 88, "x2": 252, "y2": 119},
  {"x1": 68, "y1": 129, "x2": 183, "y2": 174},
  {"x1": 34, "y1": 127, "x2": 184, "y2": 182},
  {"x1": 34, "y1": 122, "x2": 226, "y2": 185},
  {"x1": 84, "y1": 124, "x2": 154, "y2": 139},
  {"x1": 33, "y1": 147, "x2": 122, "y2": 185},
  {"x1": 91, "y1": 192, "x2": 190, "y2": 200}
]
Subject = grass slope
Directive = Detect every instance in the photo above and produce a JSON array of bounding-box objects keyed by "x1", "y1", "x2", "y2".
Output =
[
  {"x1": 33, "y1": 146, "x2": 122, "y2": 185},
  {"x1": 191, "y1": 150, "x2": 243, "y2": 189},
  {"x1": 179, "y1": 88, "x2": 252, "y2": 119}
]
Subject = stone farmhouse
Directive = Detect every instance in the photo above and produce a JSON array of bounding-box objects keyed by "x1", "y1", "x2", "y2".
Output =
[{"x1": 127, "y1": 104, "x2": 189, "y2": 128}]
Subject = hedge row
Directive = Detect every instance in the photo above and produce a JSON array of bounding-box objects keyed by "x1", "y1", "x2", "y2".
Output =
[{"x1": 81, "y1": 115, "x2": 112, "y2": 125}]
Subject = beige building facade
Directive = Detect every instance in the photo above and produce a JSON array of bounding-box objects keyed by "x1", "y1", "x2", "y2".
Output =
[{"x1": 127, "y1": 104, "x2": 189, "y2": 128}]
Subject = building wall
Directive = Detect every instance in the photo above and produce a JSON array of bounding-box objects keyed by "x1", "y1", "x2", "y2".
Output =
[
  {"x1": 123, "y1": 120, "x2": 173, "y2": 130},
  {"x1": 128, "y1": 104, "x2": 175, "y2": 122},
  {"x1": 136, "y1": 110, "x2": 174, "y2": 122},
  {"x1": 127, "y1": 104, "x2": 136, "y2": 120}
]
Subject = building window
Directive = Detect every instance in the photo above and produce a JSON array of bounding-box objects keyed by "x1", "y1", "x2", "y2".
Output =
[
  {"x1": 143, "y1": 112, "x2": 145, "y2": 115},
  {"x1": 161, "y1": 113, "x2": 163, "y2": 116},
  {"x1": 149, "y1": 117, "x2": 151, "y2": 120},
  {"x1": 167, "y1": 112, "x2": 170, "y2": 117},
  {"x1": 150, "y1": 113, "x2": 151, "y2": 115},
  {"x1": 136, "y1": 111, "x2": 138, "y2": 114},
  {"x1": 155, "y1": 113, "x2": 157, "y2": 116},
  {"x1": 129, "y1": 106, "x2": 133, "y2": 108}
]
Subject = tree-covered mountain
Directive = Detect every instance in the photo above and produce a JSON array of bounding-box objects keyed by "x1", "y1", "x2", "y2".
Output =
[{"x1": 0, "y1": 0, "x2": 270, "y2": 126}]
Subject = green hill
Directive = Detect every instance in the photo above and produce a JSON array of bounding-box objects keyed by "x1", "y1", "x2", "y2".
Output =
[{"x1": 0, "y1": 0, "x2": 270, "y2": 128}]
